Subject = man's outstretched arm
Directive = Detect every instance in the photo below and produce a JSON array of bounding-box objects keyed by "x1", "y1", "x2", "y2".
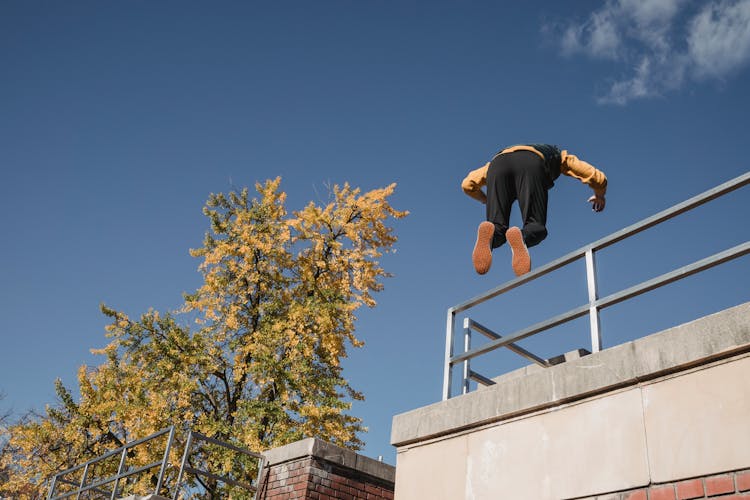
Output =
[
  {"x1": 561, "y1": 151, "x2": 607, "y2": 212},
  {"x1": 461, "y1": 162, "x2": 490, "y2": 204}
]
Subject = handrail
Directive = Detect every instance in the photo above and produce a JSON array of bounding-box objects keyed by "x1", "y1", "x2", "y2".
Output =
[
  {"x1": 443, "y1": 171, "x2": 750, "y2": 400},
  {"x1": 47, "y1": 427, "x2": 265, "y2": 500},
  {"x1": 172, "y1": 430, "x2": 265, "y2": 500},
  {"x1": 47, "y1": 426, "x2": 175, "y2": 500}
]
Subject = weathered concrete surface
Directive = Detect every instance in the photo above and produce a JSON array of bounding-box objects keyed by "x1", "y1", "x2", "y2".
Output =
[
  {"x1": 393, "y1": 389, "x2": 652, "y2": 500},
  {"x1": 393, "y1": 435, "x2": 468, "y2": 500},
  {"x1": 644, "y1": 354, "x2": 750, "y2": 482},
  {"x1": 464, "y1": 388, "x2": 649, "y2": 500},
  {"x1": 263, "y1": 437, "x2": 395, "y2": 483},
  {"x1": 391, "y1": 302, "x2": 750, "y2": 500},
  {"x1": 392, "y1": 302, "x2": 750, "y2": 446}
]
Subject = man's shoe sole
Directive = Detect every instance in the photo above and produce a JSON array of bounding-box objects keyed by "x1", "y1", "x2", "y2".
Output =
[
  {"x1": 506, "y1": 226, "x2": 531, "y2": 276},
  {"x1": 472, "y1": 221, "x2": 494, "y2": 275}
]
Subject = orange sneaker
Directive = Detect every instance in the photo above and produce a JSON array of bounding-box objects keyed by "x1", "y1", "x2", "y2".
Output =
[
  {"x1": 506, "y1": 226, "x2": 531, "y2": 276},
  {"x1": 472, "y1": 221, "x2": 494, "y2": 275}
]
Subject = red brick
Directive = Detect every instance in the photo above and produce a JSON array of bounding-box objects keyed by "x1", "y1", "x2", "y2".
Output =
[
  {"x1": 285, "y1": 474, "x2": 299, "y2": 484},
  {"x1": 677, "y1": 478, "x2": 704, "y2": 499},
  {"x1": 316, "y1": 485, "x2": 336, "y2": 496},
  {"x1": 706, "y1": 474, "x2": 735, "y2": 496},
  {"x1": 651, "y1": 484, "x2": 677, "y2": 500},
  {"x1": 312, "y1": 469, "x2": 330, "y2": 480},
  {"x1": 738, "y1": 470, "x2": 750, "y2": 492},
  {"x1": 624, "y1": 491, "x2": 647, "y2": 500}
]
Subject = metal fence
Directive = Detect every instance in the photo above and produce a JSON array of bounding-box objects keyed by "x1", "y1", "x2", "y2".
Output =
[
  {"x1": 173, "y1": 430, "x2": 265, "y2": 500},
  {"x1": 47, "y1": 427, "x2": 265, "y2": 500},
  {"x1": 443, "y1": 171, "x2": 750, "y2": 400},
  {"x1": 47, "y1": 427, "x2": 175, "y2": 500}
]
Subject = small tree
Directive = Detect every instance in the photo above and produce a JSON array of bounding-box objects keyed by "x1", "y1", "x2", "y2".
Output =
[{"x1": 0, "y1": 178, "x2": 407, "y2": 498}]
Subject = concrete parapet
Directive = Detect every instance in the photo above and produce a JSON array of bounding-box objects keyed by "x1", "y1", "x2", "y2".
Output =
[
  {"x1": 391, "y1": 301, "x2": 750, "y2": 500},
  {"x1": 392, "y1": 301, "x2": 750, "y2": 446}
]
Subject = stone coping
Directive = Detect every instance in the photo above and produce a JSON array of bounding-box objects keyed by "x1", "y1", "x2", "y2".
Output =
[
  {"x1": 262, "y1": 437, "x2": 395, "y2": 483},
  {"x1": 391, "y1": 301, "x2": 750, "y2": 447}
]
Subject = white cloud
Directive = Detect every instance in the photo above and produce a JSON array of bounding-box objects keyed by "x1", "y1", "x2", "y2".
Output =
[
  {"x1": 621, "y1": 0, "x2": 684, "y2": 28},
  {"x1": 559, "y1": 0, "x2": 684, "y2": 59},
  {"x1": 549, "y1": 0, "x2": 750, "y2": 104},
  {"x1": 589, "y1": 11, "x2": 622, "y2": 58},
  {"x1": 688, "y1": 0, "x2": 750, "y2": 78},
  {"x1": 560, "y1": 2, "x2": 622, "y2": 59},
  {"x1": 596, "y1": 51, "x2": 688, "y2": 105},
  {"x1": 627, "y1": 0, "x2": 687, "y2": 53},
  {"x1": 598, "y1": 57, "x2": 654, "y2": 105}
]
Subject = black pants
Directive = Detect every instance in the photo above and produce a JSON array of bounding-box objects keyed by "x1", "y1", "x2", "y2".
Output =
[{"x1": 486, "y1": 150, "x2": 549, "y2": 249}]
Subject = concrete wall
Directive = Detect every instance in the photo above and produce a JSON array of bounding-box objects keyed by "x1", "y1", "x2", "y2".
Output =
[{"x1": 391, "y1": 302, "x2": 750, "y2": 500}]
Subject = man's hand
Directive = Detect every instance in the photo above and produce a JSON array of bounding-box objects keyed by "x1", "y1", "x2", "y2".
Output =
[{"x1": 588, "y1": 194, "x2": 606, "y2": 212}]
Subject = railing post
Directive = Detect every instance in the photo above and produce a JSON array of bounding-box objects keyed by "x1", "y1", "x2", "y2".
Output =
[
  {"x1": 442, "y1": 309, "x2": 456, "y2": 400},
  {"x1": 75, "y1": 463, "x2": 90, "y2": 500},
  {"x1": 109, "y1": 447, "x2": 128, "y2": 500},
  {"x1": 462, "y1": 321, "x2": 471, "y2": 395},
  {"x1": 154, "y1": 426, "x2": 175, "y2": 496},
  {"x1": 47, "y1": 474, "x2": 58, "y2": 500},
  {"x1": 253, "y1": 455, "x2": 266, "y2": 500},
  {"x1": 173, "y1": 431, "x2": 194, "y2": 500},
  {"x1": 585, "y1": 248, "x2": 602, "y2": 352}
]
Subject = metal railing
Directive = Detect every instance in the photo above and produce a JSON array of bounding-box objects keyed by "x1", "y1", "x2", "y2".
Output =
[
  {"x1": 48, "y1": 427, "x2": 265, "y2": 500},
  {"x1": 173, "y1": 430, "x2": 265, "y2": 500},
  {"x1": 443, "y1": 171, "x2": 750, "y2": 400},
  {"x1": 47, "y1": 427, "x2": 175, "y2": 500}
]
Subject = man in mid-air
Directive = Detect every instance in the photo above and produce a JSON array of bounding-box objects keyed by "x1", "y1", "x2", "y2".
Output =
[{"x1": 462, "y1": 144, "x2": 607, "y2": 276}]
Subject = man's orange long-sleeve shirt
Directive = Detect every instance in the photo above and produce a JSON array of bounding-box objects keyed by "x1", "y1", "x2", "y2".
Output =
[{"x1": 461, "y1": 145, "x2": 607, "y2": 204}]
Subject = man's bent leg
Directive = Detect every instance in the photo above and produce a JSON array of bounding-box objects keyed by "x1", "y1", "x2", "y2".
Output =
[
  {"x1": 486, "y1": 155, "x2": 515, "y2": 249},
  {"x1": 515, "y1": 153, "x2": 549, "y2": 248}
]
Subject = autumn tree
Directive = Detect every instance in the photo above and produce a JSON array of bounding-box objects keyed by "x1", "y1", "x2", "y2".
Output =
[
  {"x1": 0, "y1": 392, "x2": 12, "y2": 491},
  {"x1": 0, "y1": 178, "x2": 407, "y2": 499}
]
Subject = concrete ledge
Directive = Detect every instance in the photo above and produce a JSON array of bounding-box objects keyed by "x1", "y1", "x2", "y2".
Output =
[
  {"x1": 262, "y1": 437, "x2": 395, "y2": 483},
  {"x1": 391, "y1": 301, "x2": 750, "y2": 447}
]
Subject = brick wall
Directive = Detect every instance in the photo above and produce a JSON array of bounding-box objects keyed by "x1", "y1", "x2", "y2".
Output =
[
  {"x1": 259, "y1": 438, "x2": 395, "y2": 500},
  {"x1": 574, "y1": 469, "x2": 750, "y2": 500},
  {"x1": 260, "y1": 456, "x2": 393, "y2": 499}
]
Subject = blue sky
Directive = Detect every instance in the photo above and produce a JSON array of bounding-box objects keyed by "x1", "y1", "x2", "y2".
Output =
[{"x1": 1, "y1": 0, "x2": 749, "y2": 465}]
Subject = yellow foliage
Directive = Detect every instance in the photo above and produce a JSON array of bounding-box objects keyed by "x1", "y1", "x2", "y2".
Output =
[{"x1": 1, "y1": 178, "x2": 406, "y2": 498}]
